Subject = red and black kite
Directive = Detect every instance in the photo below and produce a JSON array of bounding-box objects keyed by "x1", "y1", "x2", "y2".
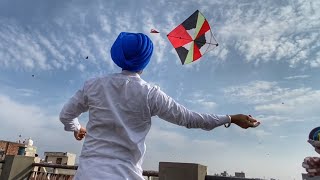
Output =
[{"x1": 167, "y1": 10, "x2": 218, "y2": 65}]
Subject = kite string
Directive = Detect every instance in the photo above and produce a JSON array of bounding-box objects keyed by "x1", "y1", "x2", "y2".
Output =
[{"x1": 203, "y1": 32, "x2": 219, "y2": 55}]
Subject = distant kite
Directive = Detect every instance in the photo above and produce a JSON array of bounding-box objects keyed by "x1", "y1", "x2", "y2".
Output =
[
  {"x1": 150, "y1": 29, "x2": 159, "y2": 33},
  {"x1": 85, "y1": 56, "x2": 88, "y2": 59}
]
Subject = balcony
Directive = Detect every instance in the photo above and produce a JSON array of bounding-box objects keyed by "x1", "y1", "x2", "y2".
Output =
[{"x1": 28, "y1": 163, "x2": 159, "y2": 180}]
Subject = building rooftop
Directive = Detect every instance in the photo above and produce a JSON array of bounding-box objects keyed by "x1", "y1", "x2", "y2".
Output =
[{"x1": 44, "y1": 152, "x2": 76, "y2": 157}]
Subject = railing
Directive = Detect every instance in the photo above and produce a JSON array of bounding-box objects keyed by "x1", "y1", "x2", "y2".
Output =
[
  {"x1": 0, "y1": 160, "x2": 4, "y2": 179},
  {"x1": 28, "y1": 163, "x2": 159, "y2": 180},
  {"x1": 143, "y1": 170, "x2": 159, "y2": 179}
]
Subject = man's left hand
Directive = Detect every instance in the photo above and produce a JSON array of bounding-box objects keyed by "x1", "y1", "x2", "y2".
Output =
[{"x1": 74, "y1": 127, "x2": 86, "y2": 141}]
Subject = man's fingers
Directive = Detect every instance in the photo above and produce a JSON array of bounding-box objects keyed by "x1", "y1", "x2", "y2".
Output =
[
  {"x1": 303, "y1": 162, "x2": 311, "y2": 169},
  {"x1": 75, "y1": 136, "x2": 81, "y2": 141},
  {"x1": 247, "y1": 120, "x2": 260, "y2": 128},
  {"x1": 246, "y1": 116, "x2": 260, "y2": 128},
  {"x1": 76, "y1": 136, "x2": 83, "y2": 141},
  {"x1": 248, "y1": 116, "x2": 258, "y2": 122},
  {"x1": 307, "y1": 168, "x2": 320, "y2": 173},
  {"x1": 79, "y1": 132, "x2": 86, "y2": 136},
  {"x1": 310, "y1": 157, "x2": 320, "y2": 166},
  {"x1": 74, "y1": 131, "x2": 85, "y2": 141},
  {"x1": 253, "y1": 122, "x2": 260, "y2": 127},
  {"x1": 79, "y1": 127, "x2": 86, "y2": 133}
]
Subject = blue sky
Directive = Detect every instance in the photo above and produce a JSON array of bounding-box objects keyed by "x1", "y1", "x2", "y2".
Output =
[{"x1": 0, "y1": 0, "x2": 319, "y2": 179}]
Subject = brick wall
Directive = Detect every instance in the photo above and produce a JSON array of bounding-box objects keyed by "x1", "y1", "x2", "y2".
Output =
[{"x1": 0, "y1": 140, "x2": 25, "y2": 159}]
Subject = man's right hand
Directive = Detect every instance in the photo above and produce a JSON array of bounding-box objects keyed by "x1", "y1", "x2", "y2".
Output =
[{"x1": 230, "y1": 114, "x2": 260, "y2": 129}]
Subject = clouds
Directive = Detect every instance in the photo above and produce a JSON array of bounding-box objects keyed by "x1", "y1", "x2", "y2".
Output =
[
  {"x1": 147, "y1": 126, "x2": 227, "y2": 150},
  {"x1": 0, "y1": 20, "x2": 48, "y2": 70},
  {"x1": 141, "y1": 10, "x2": 168, "y2": 64},
  {"x1": 1, "y1": 0, "x2": 319, "y2": 73},
  {"x1": 224, "y1": 81, "x2": 281, "y2": 104},
  {"x1": 186, "y1": 91, "x2": 218, "y2": 112},
  {"x1": 0, "y1": 92, "x2": 84, "y2": 156},
  {"x1": 0, "y1": 1, "x2": 184, "y2": 72},
  {"x1": 211, "y1": 0, "x2": 320, "y2": 68},
  {"x1": 144, "y1": 125, "x2": 229, "y2": 172},
  {"x1": 284, "y1": 74, "x2": 310, "y2": 80},
  {"x1": 224, "y1": 80, "x2": 320, "y2": 120}
]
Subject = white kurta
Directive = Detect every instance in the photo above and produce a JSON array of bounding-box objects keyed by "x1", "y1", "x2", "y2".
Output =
[{"x1": 59, "y1": 70, "x2": 230, "y2": 180}]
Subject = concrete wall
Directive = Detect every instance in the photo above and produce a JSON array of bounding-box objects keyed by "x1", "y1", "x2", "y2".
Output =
[
  {"x1": 25, "y1": 146, "x2": 37, "y2": 157},
  {"x1": 67, "y1": 153, "x2": 76, "y2": 165},
  {"x1": 46, "y1": 156, "x2": 68, "y2": 165},
  {"x1": 0, "y1": 155, "x2": 35, "y2": 180},
  {"x1": 44, "y1": 152, "x2": 76, "y2": 165},
  {"x1": 159, "y1": 162, "x2": 207, "y2": 180},
  {"x1": 302, "y1": 173, "x2": 320, "y2": 180},
  {"x1": 55, "y1": 169, "x2": 77, "y2": 175}
]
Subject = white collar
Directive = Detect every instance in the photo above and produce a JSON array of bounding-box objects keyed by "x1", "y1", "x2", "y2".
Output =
[{"x1": 121, "y1": 70, "x2": 141, "y2": 78}]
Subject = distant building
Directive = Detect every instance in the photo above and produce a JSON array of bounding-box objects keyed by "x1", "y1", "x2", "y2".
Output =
[
  {"x1": 302, "y1": 173, "x2": 320, "y2": 180},
  {"x1": 221, "y1": 171, "x2": 228, "y2": 176},
  {"x1": 205, "y1": 176, "x2": 260, "y2": 180},
  {"x1": 235, "y1": 172, "x2": 245, "y2": 178},
  {"x1": 206, "y1": 171, "x2": 262, "y2": 180},
  {"x1": 24, "y1": 138, "x2": 37, "y2": 157},
  {"x1": 0, "y1": 138, "x2": 37, "y2": 160},
  {"x1": 44, "y1": 152, "x2": 76, "y2": 165},
  {"x1": 42, "y1": 152, "x2": 77, "y2": 175},
  {"x1": 0, "y1": 140, "x2": 25, "y2": 159}
]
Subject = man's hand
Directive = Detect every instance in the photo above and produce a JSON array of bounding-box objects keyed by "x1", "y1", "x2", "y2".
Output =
[
  {"x1": 308, "y1": 140, "x2": 320, "y2": 154},
  {"x1": 303, "y1": 157, "x2": 320, "y2": 177},
  {"x1": 74, "y1": 127, "x2": 86, "y2": 141},
  {"x1": 230, "y1": 114, "x2": 260, "y2": 129}
]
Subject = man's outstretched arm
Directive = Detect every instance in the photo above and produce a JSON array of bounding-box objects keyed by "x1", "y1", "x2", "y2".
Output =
[{"x1": 148, "y1": 87, "x2": 259, "y2": 130}]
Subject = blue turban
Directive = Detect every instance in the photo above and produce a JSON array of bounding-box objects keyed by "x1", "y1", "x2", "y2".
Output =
[{"x1": 111, "y1": 32, "x2": 153, "y2": 72}]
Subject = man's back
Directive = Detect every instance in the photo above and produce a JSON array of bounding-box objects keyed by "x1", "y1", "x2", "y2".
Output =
[
  {"x1": 60, "y1": 70, "x2": 232, "y2": 179},
  {"x1": 76, "y1": 71, "x2": 154, "y2": 180}
]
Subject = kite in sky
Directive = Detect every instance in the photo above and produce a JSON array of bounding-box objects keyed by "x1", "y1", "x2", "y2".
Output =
[
  {"x1": 152, "y1": 10, "x2": 218, "y2": 65},
  {"x1": 150, "y1": 29, "x2": 159, "y2": 33}
]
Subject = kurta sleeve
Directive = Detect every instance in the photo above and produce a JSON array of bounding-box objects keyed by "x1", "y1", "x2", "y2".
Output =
[
  {"x1": 59, "y1": 83, "x2": 89, "y2": 132},
  {"x1": 148, "y1": 87, "x2": 230, "y2": 130}
]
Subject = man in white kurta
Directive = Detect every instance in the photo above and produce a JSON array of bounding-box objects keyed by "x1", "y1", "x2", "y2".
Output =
[{"x1": 59, "y1": 32, "x2": 259, "y2": 180}]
